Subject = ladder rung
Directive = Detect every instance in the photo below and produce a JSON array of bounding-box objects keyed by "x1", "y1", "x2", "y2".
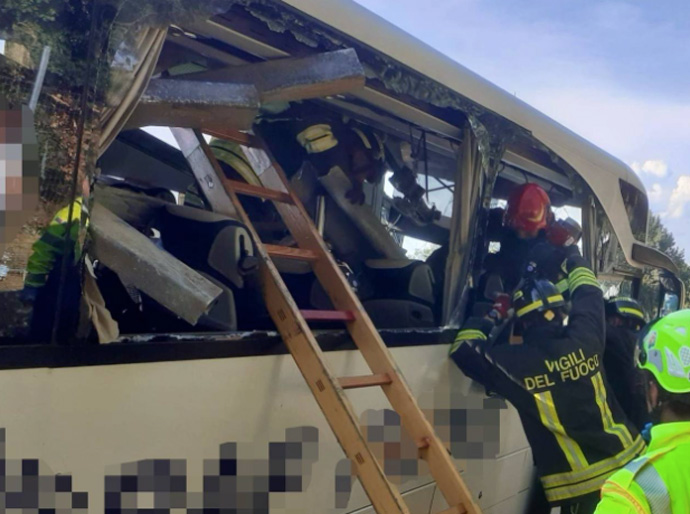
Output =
[
  {"x1": 301, "y1": 309, "x2": 355, "y2": 322},
  {"x1": 265, "y1": 244, "x2": 319, "y2": 262},
  {"x1": 225, "y1": 180, "x2": 294, "y2": 204},
  {"x1": 338, "y1": 373, "x2": 392, "y2": 390}
]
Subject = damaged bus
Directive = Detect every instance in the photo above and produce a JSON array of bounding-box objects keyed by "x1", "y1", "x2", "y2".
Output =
[{"x1": 0, "y1": 1, "x2": 684, "y2": 513}]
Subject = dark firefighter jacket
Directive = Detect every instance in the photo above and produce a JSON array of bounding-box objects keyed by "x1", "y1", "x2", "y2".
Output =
[
  {"x1": 449, "y1": 255, "x2": 645, "y2": 505},
  {"x1": 478, "y1": 230, "x2": 570, "y2": 300},
  {"x1": 604, "y1": 323, "x2": 651, "y2": 431},
  {"x1": 256, "y1": 105, "x2": 353, "y2": 178}
]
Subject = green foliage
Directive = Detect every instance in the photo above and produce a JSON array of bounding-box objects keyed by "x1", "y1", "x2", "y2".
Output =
[
  {"x1": 1, "y1": 0, "x2": 58, "y2": 25},
  {"x1": 0, "y1": 0, "x2": 94, "y2": 85},
  {"x1": 105, "y1": 0, "x2": 234, "y2": 29},
  {"x1": 0, "y1": 0, "x2": 240, "y2": 87}
]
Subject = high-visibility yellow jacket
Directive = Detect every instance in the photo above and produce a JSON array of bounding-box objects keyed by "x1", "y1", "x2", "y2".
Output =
[
  {"x1": 595, "y1": 421, "x2": 690, "y2": 513},
  {"x1": 25, "y1": 198, "x2": 86, "y2": 288}
]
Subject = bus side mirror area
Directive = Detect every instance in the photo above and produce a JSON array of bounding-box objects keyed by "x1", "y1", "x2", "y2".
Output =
[{"x1": 658, "y1": 270, "x2": 683, "y2": 317}]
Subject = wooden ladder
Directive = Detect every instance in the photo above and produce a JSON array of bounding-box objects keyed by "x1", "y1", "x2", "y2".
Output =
[{"x1": 176, "y1": 128, "x2": 481, "y2": 514}]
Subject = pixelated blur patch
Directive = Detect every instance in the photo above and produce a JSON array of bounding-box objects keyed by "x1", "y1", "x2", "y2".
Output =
[
  {"x1": 333, "y1": 408, "x2": 422, "y2": 509},
  {"x1": 334, "y1": 389, "x2": 506, "y2": 509},
  {"x1": 0, "y1": 427, "x2": 89, "y2": 512},
  {"x1": 0, "y1": 97, "x2": 40, "y2": 248},
  {"x1": 106, "y1": 426, "x2": 319, "y2": 514},
  {"x1": 424, "y1": 394, "x2": 505, "y2": 461}
]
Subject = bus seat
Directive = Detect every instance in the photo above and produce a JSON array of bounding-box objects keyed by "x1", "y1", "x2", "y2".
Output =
[
  {"x1": 273, "y1": 258, "x2": 333, "y2": 311},
  {"x1": 197, "y1": 272, "x2": 237, "y2": 331},
  {"x1": 319, "y1": 167, "x2": 406, "y2": 260},
  {"x1": 360, "y1": 259, "x2": 436, "y2": 328},
  {"x1": 159, "y1": 205, "x2": 255, "y2": 290}
]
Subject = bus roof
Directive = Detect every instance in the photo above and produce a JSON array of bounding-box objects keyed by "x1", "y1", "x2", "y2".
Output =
[
  {"x1": 181, "y1": 0, "x2": 662, "y2": 269},
  {"x1": 276, "y1": 0, "x2": 646, "y2": 264}
]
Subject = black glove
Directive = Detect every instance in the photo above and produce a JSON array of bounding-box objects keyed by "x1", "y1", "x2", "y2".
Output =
[
  {"x1": 562, "y1": 244, "x2": 583, "y2": 272},
  {"x1": 527, "y1": 242, "x2": 566, "y2": 282}
]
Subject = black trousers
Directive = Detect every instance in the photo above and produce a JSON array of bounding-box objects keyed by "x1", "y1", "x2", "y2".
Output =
[{"x1": 526, "y1": 474, "x2": 551, "y2": 513}]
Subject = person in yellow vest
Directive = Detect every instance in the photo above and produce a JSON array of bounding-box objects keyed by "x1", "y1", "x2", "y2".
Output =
[
  {"x1": 23, "y1": 197, "x2": 86, "y2": 343},
  {"x1": 595, "y1": 310, "x2": 690, "y2": 513},
  {"x1": 25, "y1": 198, "x2": 85, "y2": 288}
]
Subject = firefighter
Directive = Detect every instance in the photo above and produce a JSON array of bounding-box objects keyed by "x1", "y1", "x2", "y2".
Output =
[
  {"x1": 595, "y1": 310, "x2": 690, "y2": 513},
  {"x1": 480, "y1": 183, "x2": 554, "y2": 297},
  {"x1": 449, "y1": 247, "x2": 644, "y2": 513},
  {"x1": 23, "y1": 197, "x2": 87, "y2": 343},
  {"x1": 604, "y1": 297, "x2": 650, "y2": 431},
  {"x1": 256, "y1": 107, "x2": 386, "y2": 205}
]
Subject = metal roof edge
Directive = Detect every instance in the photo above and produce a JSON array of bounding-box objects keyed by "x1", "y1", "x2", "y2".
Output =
[{"x1": 279, "y1": 0, "x2": 647, "y2": 263}]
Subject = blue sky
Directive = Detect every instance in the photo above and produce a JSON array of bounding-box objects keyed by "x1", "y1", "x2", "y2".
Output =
[{"x1": 354, "y1": 0, "x2": 690, "y2": 257}]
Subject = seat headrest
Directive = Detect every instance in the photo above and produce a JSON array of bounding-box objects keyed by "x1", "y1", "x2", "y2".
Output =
[{"x1": 364, "y1": 259, "x2": 416, "y2": 270}]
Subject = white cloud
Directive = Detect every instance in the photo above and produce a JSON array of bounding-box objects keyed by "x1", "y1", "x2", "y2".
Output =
[
  {"x1": 665, "y1": 175, "x2": 690, "y2": 218},
  {"x1": 649, "y1": 183, "x2": 664, "y2": 203},
  {"x1": 630, "y1": 159, "x2": 668, "y2": 178}
]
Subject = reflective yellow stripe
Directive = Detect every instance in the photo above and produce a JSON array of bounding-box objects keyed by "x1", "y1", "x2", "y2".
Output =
[
  {"x1": 619, "y1": 307, "x2": 645, "y2": 319},
  {"x1": 592, "y1": 372, "x2": 635, "y2": 447},
  {"x1": 547, "y1": 294, "x2": 564, "y2": 304},
  {"x1": 542, "y1": 435, "x2": 645, "y2": 489},
  {"x1": 454, "y1": 329, "x2": 486, "y2": 341},
  {"x1": 351, "y1": 127, "x2": 385, "y2": 160},
  {"x1": 544, "y1": 468, "x2": 614, "y2": 503},
  {"x1": 570, "y1": 275, "x2": 599, "y2": 287},
  {"x1": 296, "y1": 124, "x2": 338, "y2": 153},
  {"x1": 53, "y1": 199, "x2": 83, "y2": 225},
  {"x1": 570, "y1": 278, "x2": 600, "y2": 292},
  {"x1": 569, "y1": 267, "x2": 599, "y2": 293},
  {"x1": 516, "y1": 300, "x2": 543, "y2": 317},
  {"x1": 351, "y1": 126, "x2": 373, "y2": 150},
  {"x1": 449, "y1": 329, "x2": 486, "y2": 355},
  {"x1": 569, "y1": 267, "x2": 593, "y2": 279},
  {"x1": 534, "y1": 391, "x2": 588, "y2": 471},
  {"x1": 569, "y1": 269, "x2": 597, "y2": 283}
]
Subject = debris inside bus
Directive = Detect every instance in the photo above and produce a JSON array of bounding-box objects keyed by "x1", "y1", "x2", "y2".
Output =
[
  {"x1": 2, "y1": 3, "x2": 689, "y2": 514},
  {"x1": 0, "y1": 0, "x2": 681, "y2": 350}
]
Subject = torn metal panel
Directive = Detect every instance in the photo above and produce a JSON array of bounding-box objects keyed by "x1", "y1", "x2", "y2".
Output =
[
  {"x1": 171, "y1": 127, "x2": 240, "y2": 218},
  {"x1": 319, "y1": 167, "x2": 407, "y2": 260},
  {"x1": 180, "y1": 48, "x2": 365, "y2": 103},
  {"x1": 125, "y1": 78, "x2": 260, "y2": 131},
  {"x1": 89, "y1": 204, "x2": 223, "y2": 325}
]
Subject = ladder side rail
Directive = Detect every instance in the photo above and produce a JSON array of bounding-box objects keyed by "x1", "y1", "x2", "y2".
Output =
[
  {"x1": 177, "y1": 127, "x2": 410, "y2": 514},
  {"x1": 242, "y1": 139, "x2": 481, "y2": 514}
]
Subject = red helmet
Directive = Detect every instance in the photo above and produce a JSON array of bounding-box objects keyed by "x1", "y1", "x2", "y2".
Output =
[{"x1": 505, "y1": 184, "x2": 552, "y2": 233}]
